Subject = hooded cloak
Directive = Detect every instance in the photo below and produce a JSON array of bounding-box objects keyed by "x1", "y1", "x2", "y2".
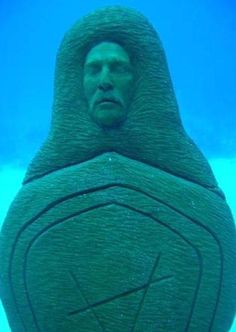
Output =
[{"x1": 24, "y1": 6, "x2": 218, "y2": 193}]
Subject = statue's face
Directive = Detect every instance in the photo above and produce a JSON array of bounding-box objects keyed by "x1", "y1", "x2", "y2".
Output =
[{"x1": 83, "y1": 42, "x2": 134, "y2": 128}]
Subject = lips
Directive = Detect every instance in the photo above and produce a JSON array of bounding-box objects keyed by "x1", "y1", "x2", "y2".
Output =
[{"x1": 95, "y1": 97, "x2": 121, "y2": 106}]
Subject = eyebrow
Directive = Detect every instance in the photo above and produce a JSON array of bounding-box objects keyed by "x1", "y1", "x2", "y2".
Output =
[{"x1": 84, "y1": 57, "x2": 131, "y2": 66}]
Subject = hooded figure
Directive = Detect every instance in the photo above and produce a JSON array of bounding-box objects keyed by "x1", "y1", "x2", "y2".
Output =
[{"x1": 0, "y1": 6, "x2": 235, "y2": 332}]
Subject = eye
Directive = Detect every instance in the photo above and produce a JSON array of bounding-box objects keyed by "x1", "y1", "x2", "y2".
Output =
[
  {"x1": 84, "y1": 63, "x2": 101, "y2": 76},
  {"x1": 111, "y1": 62, "x2": 132, "y2": 75}
]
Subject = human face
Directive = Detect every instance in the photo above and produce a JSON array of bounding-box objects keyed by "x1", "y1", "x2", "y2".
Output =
[{"x1": 83, "y1": 42, "x2": 134, "y2": 128}]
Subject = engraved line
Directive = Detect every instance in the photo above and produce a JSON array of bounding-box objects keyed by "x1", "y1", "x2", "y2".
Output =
[
  {"x1": 22, "y1": 202, "x2": 112, "y2": 331},
  {"x1": 23, "y1": 152, "x2": 222, "y2": 198},
  {"x1": 131, "y1": 253, "x2": 161, "y2": 331},
  {"x1": 69, "y1": 271, "x2": 105, "y2": 331},
  {"x1": 68, "y1": 275, "x2": 173, "y2": 316},
  {"x1": 116, "y1": 202, "x2": 203, "y2": 332}
]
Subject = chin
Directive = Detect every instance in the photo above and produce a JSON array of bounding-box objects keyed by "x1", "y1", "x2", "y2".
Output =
[{"x1": 92, "y1": 107, "x2": 127, "y2": 128}]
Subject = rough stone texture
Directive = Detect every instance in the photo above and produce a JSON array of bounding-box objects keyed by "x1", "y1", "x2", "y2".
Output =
[{"x1": 0, "y1": 6, "x2": 235, "y2": 332}]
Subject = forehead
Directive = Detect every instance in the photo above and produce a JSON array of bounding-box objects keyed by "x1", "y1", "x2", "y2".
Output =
[{"x1": 85, "y1": 42, "x2": 131, "y2": 64}]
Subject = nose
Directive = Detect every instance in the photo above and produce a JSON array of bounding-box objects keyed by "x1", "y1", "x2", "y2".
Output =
[{"x1": 98, "y1": 67, "x2": 113, "y2": 91}]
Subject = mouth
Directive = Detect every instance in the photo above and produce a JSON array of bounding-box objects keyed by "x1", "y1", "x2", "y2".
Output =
[{"x1": 96, "y1": 97, "x2": 121, "y2": 106}]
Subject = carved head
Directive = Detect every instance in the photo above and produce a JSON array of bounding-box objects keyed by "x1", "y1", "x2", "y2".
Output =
[{"x1": 83, "y1": 42, "x2": 134, "y2": 128}]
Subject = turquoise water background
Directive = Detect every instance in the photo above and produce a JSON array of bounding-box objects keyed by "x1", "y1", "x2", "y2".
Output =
[{"x1": 0, "y1": 0, "x2": 235, "y2": 330}]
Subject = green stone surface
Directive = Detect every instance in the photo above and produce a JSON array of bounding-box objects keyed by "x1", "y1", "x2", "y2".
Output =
[{"x1": 0, "y1": 6, "x2": 235, "y2": 332}]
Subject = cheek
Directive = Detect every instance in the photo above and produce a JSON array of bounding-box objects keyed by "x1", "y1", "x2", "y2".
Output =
[
  {"x1": 121, "y1": 79, "x2": 134, "y2": 99},
  {"x1": 117, "y1": 75, "x2": 133, "y2": 88},
  {"x1": 83, "y1": 78, "x2": 96, "y2": 99}
]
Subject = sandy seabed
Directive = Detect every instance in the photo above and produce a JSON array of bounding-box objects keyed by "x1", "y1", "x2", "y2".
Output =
[{"x1": 0, "y1": 159, "x2": 235, "y2": 331}]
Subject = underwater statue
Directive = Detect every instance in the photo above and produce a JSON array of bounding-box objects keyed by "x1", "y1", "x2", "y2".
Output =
[{"x1": 0, "y1": 6, "x2": 236, "y2": 332}]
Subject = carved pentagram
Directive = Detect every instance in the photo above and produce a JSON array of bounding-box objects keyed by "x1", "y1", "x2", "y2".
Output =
[{"x1": 68, "y1": 253, "x2": 173, "y2": 330}]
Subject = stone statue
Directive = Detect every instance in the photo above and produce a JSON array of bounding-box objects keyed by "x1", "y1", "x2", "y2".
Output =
[{"x1": 0, "y1": 6, "x2": 235, "y2": 331}]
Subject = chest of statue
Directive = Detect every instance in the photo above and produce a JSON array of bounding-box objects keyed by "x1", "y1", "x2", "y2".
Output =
[{"x1": 1, "y1": 152, "x2": 234, "y2": 331}]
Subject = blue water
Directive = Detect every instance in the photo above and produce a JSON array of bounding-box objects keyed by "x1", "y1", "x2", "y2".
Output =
[{"x1": 0, "y1": 1, "x2": 235, "y2": 331}]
